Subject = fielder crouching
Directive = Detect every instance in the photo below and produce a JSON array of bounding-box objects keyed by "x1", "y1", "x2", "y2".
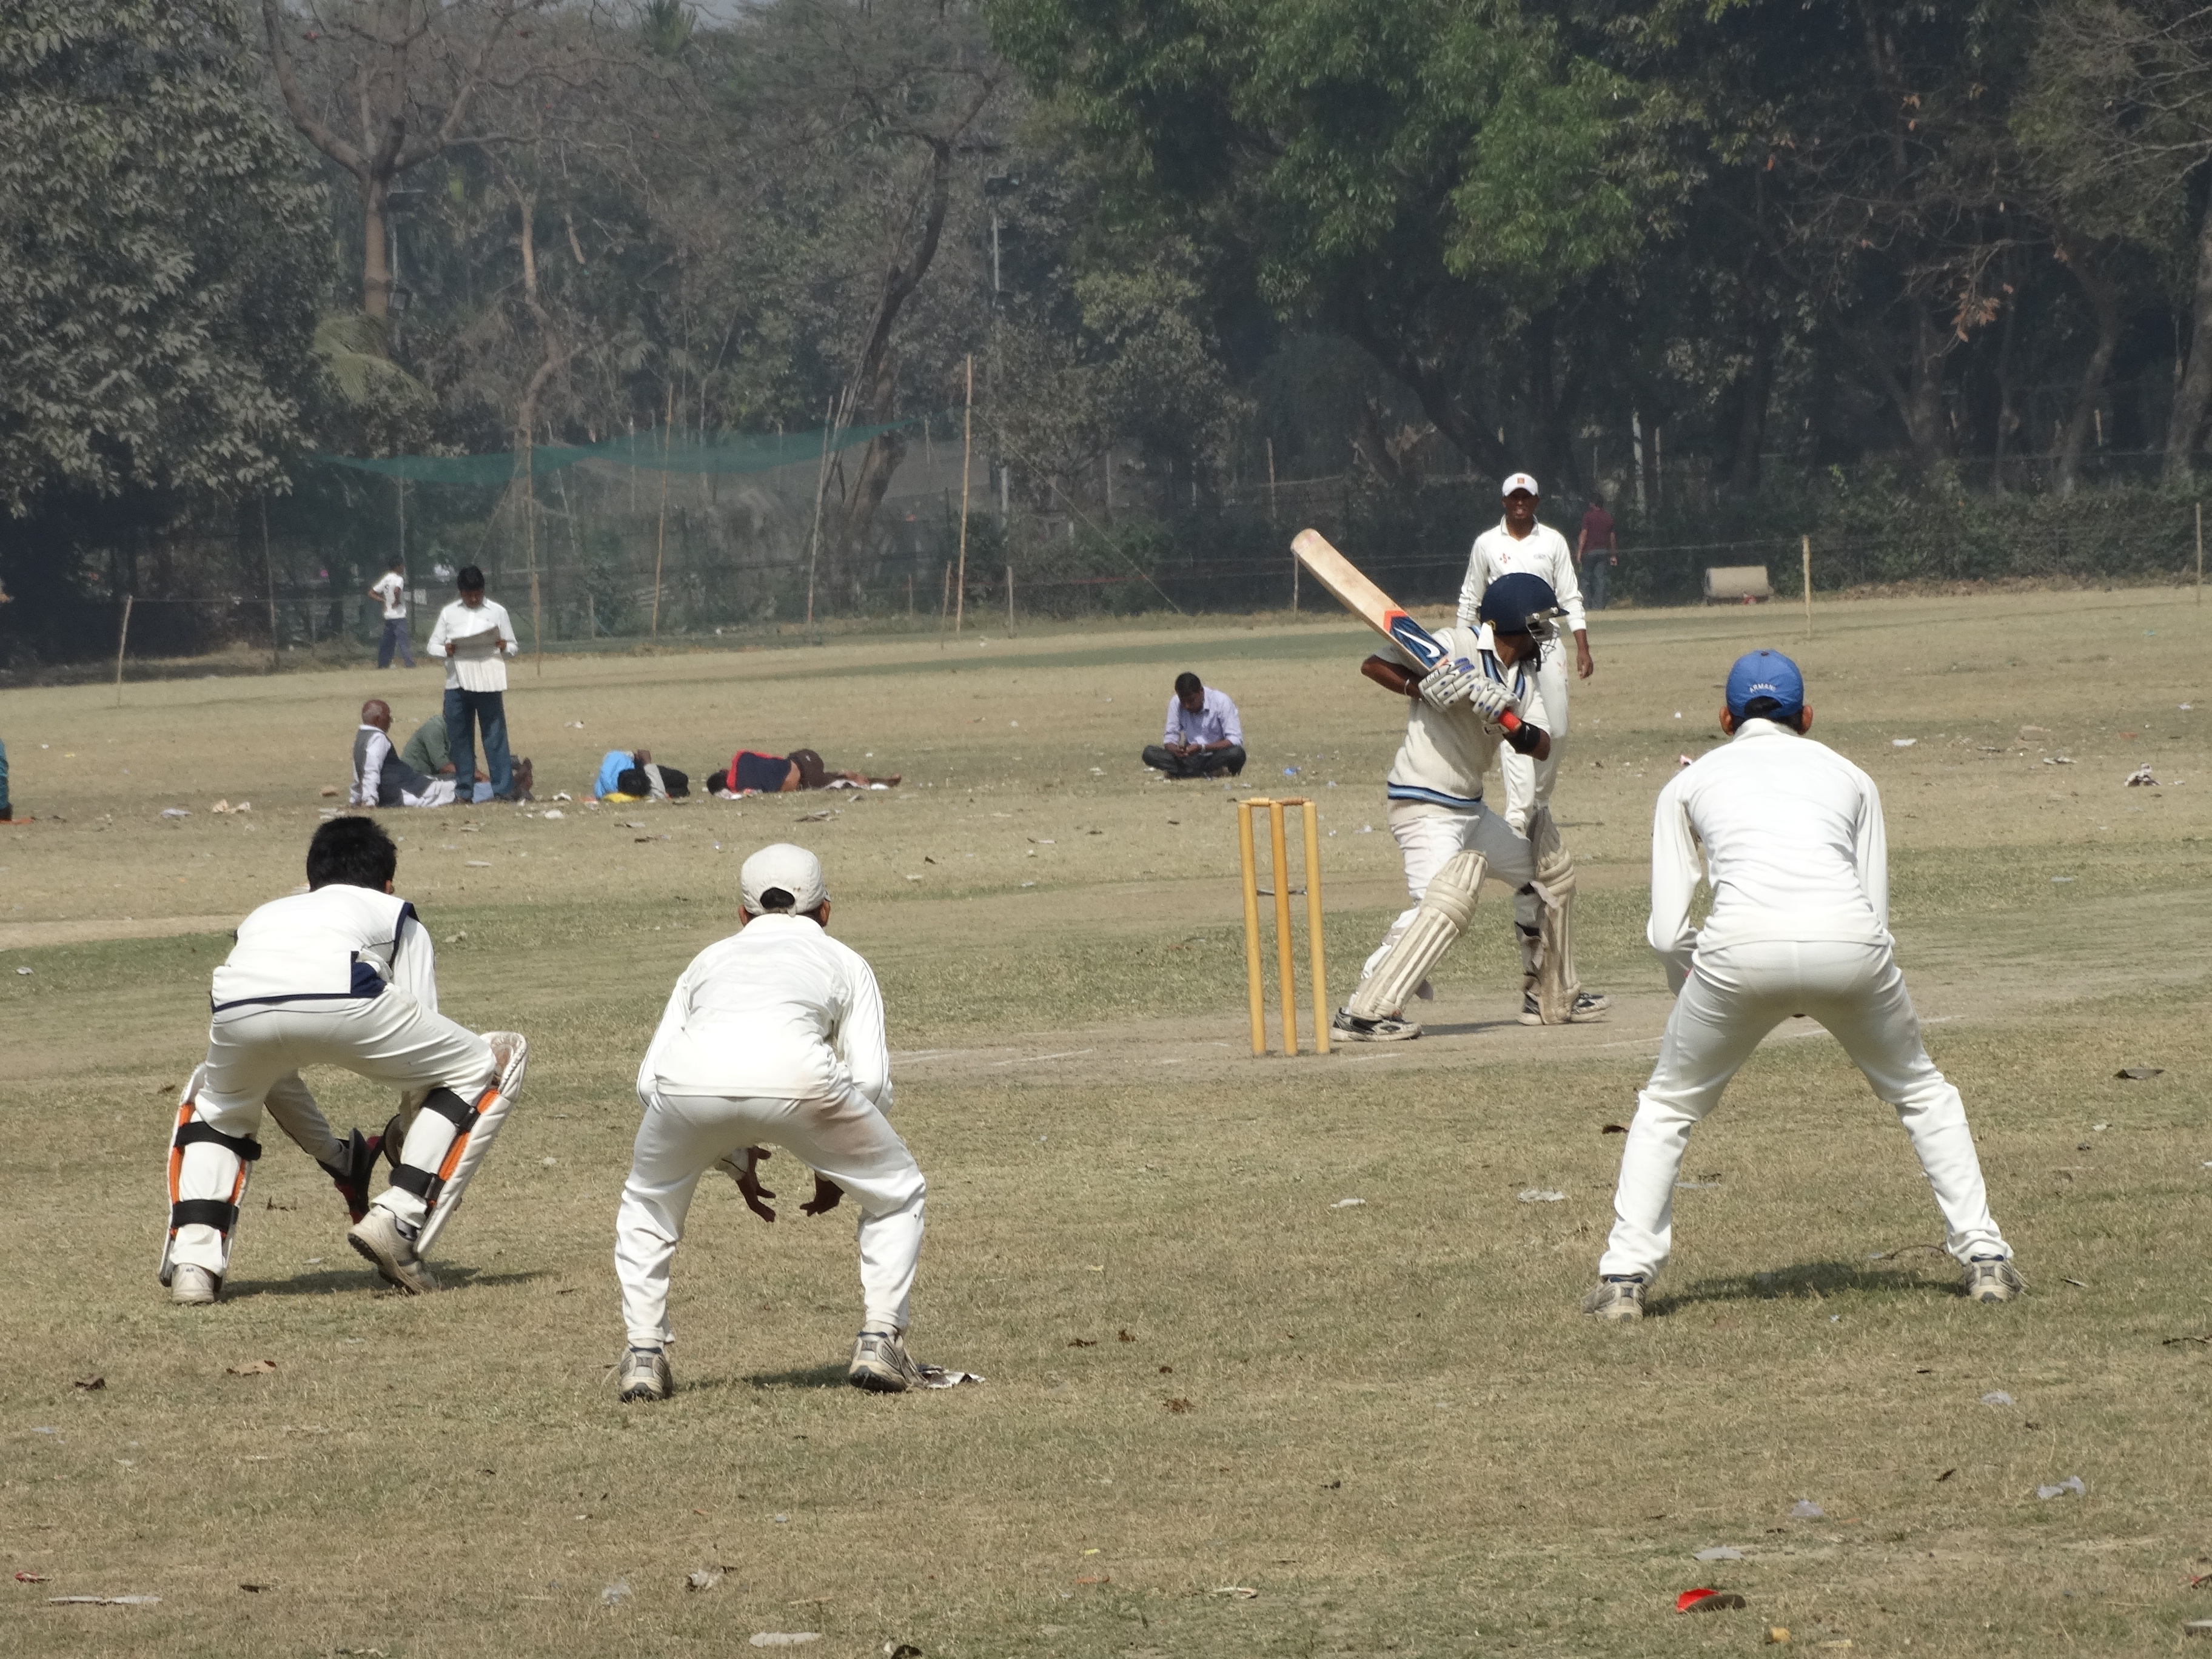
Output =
[
  {"x1": 1581, "y1": 651, "x2": 2020, "y2": 1321},
  {"x1": 161, "y1": 816, "x2": 526, "y2": 1304},
  {"x1": 614, "y1": 844, "x2": 931, "y2": 1402}
]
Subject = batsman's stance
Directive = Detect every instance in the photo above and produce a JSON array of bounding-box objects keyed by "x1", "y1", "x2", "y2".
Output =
[
  {"x1": 613, "y1": 843, "x2": 931, "y2": 1401},
  {"x1": 161, "y1": 816, "x2": 527, "y2": 1304},
  {"x1": 1335, "y1": 572, "x2": 1602, "y2": 1039},
  {"x1": 1582, "y1": 651, "x2": 2020, "y2": 1321}
]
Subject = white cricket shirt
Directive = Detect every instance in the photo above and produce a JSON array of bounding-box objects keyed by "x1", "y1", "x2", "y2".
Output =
[
  {"x1": 1456, "y1": 518, "x2": 1586, "y2": 634},
  {"x1": 371, "y1": 572, "x2": 408, "y2": 620},
  {"x1": 1647, "y1": 720, "x2": 1889, "y2": 982},
  {"x1": 1384, "y1": 624, "x2": 1546, "y2": 808},
  {"x1": 426, "y1": 597, "x2": 517, "y2": 692},
  {"x1": 211, "y1": 885, "x2": 437, "y2": 1013},
  {"x1": 640, "y1": 914, "x2": 892, "y2": 1108}
]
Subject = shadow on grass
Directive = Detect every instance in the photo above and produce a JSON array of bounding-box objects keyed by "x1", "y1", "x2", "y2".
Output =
[
  {"x1": 740, "y1": 1361, "x2": 854, "y2": 1392},
  {"x1": 1656, "y1": 1258, "x2": 1957, "y2": 1313},
  {"x1": 223, "y1": 1266, "x2": 551, "y2": 1299}
]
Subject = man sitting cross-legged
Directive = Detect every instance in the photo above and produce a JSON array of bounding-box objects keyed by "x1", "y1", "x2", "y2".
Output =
[
  {"x1": 1142, "y1": 671, "x2": 1245, "y2": 778},
  {"x1": 612, "y1": 843, "x2": 936, "y2": 1400}
]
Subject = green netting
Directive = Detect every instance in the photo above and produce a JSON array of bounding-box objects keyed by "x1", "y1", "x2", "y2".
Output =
[{"x1": 320, "y1": 415, "x2": 933, "y2": 484}]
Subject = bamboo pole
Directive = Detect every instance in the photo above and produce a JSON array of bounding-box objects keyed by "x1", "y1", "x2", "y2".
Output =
[
  {"x1": 954, "y1": 356, "x2": 974, "y2": 634},
  {"x1": 805, "y1": 395, "x2": 836, "y2": 630},
  {"x1": 522, "y1": 432, "x2": 543, "y2": 675},
  {"x1": 1007, "y1": 563, "x2": 1014, "y2": 631},
  {"x1": 651, "y1": 386, "x2": 672, "y2": 642},
  {"x1": 2197, "y1": 501, "x2": 2203, "y2": 605},
  {"x1": 113, "y1": 592, "x2": 133, "y2": 706},
  {"x1": 1801, "y1": 535, "x2": 1812, "y2": 638},
  {"x1": 260, "y1": 498, "x2": 279, "y2": 670}
]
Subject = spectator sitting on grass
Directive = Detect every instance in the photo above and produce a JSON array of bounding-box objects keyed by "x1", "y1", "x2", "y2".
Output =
[
  {"x1": 400, "y1": 712, "x2": 495, "y2": 804},
  {"x1": 714, "y1": 748, "x2": 900, "y2": 796},
  {"x1": 1142, "y1": 672, "x2": 1245, "y2": 779},
  {"x1": 350, "y1": 700, "x2": 455, "y2": 809},
  {"x1": 595, "y1": 748, "x2": 690, "y2": 803}
]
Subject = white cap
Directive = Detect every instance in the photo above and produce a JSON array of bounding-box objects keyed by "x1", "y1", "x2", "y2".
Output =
[
  {"x1": 1501, "y1": 472, "x2": 1540, "y2": 497},
  {"x1": 740, "y1": 843, "x2": 827, "y2": 914}
]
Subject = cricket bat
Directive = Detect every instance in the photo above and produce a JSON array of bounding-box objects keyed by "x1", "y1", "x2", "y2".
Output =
[{"x1": 1290, "y1": 528, "x2": 1523, "y2": 732}]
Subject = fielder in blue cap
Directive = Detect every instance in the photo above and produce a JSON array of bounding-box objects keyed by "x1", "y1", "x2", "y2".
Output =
[{"x1": 1578, "y1": 649, "x2": 2022, "y2": 1322}]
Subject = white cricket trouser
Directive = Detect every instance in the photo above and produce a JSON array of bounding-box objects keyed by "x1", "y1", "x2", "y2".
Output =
[
  {"x1": 1360, "y1": 799, "x2": 1542, "y2": 986},
  {"x1": 615, "y1": 1085, "x2": 926, "y2": 1349},
  {"x1": 173, "y1": 995, "x2": 496, "y2": 1272},
  {"x1": 1598, "y1": 940, "x2": 2009, "y2": 1280},
  {"x1": 1498, "y1": 648, "x2": 1569, "y2": 833}
]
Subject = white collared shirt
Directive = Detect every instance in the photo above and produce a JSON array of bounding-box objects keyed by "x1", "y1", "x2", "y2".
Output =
[
  {"x1": 426, "y1": 597, "x2": 518, "y2": 692},
  {"x1": 1647, "y1": 720, "x2": 1889, "y2": 984},
  {"x1": 639, "y1": 914, "x2": 891, "y2": 1109},
  {"x1": 1456, "y1": 518, "x2": 1586, "y2": 635},
  {"x1": 370, "y1": 572, "x2": 407, "y2": 620},
  {"x1": 1384, "y1": 624, "x2": 1547, "y2": 808},
  {"x1": 1163, "y1": 686, "x2": 1241, "y2": 746}
]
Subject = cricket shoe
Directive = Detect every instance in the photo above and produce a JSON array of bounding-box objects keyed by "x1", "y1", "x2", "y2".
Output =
[
  {"x1": 848, "y1": 1327, "x2": 927, "y2": 1393},
  {"x1": 170, "y1": 1264, "x2": 221, "y2": 1306},
  {"x1": 321, "y1": 1128, "x2": 381, "y2": 1224},
  {"x1": 1962, "y1": 1256, "x2": 2025, "y2": 1304},
  {"x1": 1520, "y1": 989, "x2": 1611, "y2": 1025},
  {"x1": 1332, "y1": 1009, "x2": 1421, "y2": 1043},
  {"x1": 1580, "y1": 1275, "x2": 1647, "y2": 1322},
  {"x1": 617, "y1": 1347, "x2": 673, "y2": 1403},
  {"x1": 347, "y1": 1207, "x2": 440, "y2": 1295}
]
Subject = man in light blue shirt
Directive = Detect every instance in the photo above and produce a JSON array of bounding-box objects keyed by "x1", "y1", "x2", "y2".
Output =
[{"x1": 1142, "y1": 671, "x2": 1246, "y2": 778}]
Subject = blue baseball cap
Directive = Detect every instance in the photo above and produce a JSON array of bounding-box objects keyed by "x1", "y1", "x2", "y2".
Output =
[
  {"x1": 1725, "y1": 649, "x2": 1805, "y2": 723},
  {"x1": 1478, "y1": 572, "x2": 1564, "y2": 637}
]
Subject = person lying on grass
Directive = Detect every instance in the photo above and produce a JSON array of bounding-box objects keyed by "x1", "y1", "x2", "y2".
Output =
[
  {"x1": 713, "y1": 747, "x2": 900, "y2": 796},
  {"x1": 594, "y1": 748, "x2": 690, "y2": 803}
]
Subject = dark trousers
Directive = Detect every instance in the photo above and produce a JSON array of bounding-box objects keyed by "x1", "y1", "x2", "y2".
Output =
[
  {"x1": 1143, "y1": 743, "x2": 1245, "y2": 778},
  {"x1": 444, "y1": 686, "x2": 513, "y2": 799},
  {"x1": 377, "y1": 617, "x2": 415, "y2": 668},
  {"x1": 1581, "y1": 557, "x2": 1609, "y2": 612}
]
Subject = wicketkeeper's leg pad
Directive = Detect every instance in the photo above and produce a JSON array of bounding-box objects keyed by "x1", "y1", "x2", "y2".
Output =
[
  {"x1": 1348, "y1": 851, "x2": 1487, "y2": 1020},
  {"x1": 159, "y1": 1067, "x2": 262, "y2": 1285},
  {"x1": 409, "y1": 1031, "x2": 528, "y2": 1253},
  {"x1": 1526, "y1": 808, "x2": 1581, "y2": 1024}
]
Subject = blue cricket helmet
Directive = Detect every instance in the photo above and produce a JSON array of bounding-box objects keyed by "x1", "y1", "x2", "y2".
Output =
[
  {"x1": 1478, "y1": 572, "x2": 1564, "y2": 637},
  {"x1": 1724, "y1": 649, "x2": 1805, "y2": 723}
]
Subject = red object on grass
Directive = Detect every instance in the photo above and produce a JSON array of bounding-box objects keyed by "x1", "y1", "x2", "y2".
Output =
[{"x1": 1676, "y1": 1587, "x2": 1746, "y2": 1613}]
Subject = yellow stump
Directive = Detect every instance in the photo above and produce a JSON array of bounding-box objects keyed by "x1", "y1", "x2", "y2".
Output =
[{"x1": 1237, "y1": 797, "x2": 1330, "y2": 1056}]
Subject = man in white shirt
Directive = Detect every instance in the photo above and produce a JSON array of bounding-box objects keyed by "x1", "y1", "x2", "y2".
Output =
[
  {"x1": 1335, "y1": 574, "x2": 1603, "y2": 1039},
  {"x1": 349, "y1": 699, "x2": 454, "y2": 808},
  {"x1": 425, "y1": 564, "x2": 520, "y2": 802},
  {"x1": 367, "y1": 558, "x2": 413, "y2": 669},
  {"x1": 613, "y1": 843, "x2": 934, "y2": 1401},
  {"x1": 161, "y1": 817, "x2": 526, "y2": 1304},
  {"x1": 1581, "y1": 650, "x2": 2020, "y2": 1321},
  {"x1": 1142, "y1": 672, "x2": 1245, "y2": 778},
  {"x1": 1456, "y1": 474, "x2": 1591, "y2": 834}
]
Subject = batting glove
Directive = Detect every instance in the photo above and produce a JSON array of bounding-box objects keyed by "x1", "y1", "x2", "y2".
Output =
[
  {"x1": 1467, "y1": 679, "x2": 1521, "y2": 726},
  {"x1": 1418, "y1": 657, "x2": 1483, "y2": 712}
]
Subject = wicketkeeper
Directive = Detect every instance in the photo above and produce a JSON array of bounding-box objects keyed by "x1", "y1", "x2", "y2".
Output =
[
  {"x1": 160, "y1": 816, "x2": 526, "y2": 1304},
  {"x1": 1334, "y1": 572, "x2": 1604, "y2": 1040},
  {"x1": 1581, "y1": 650, "x2": 2020, "y2": 1320},
  {"x1": 613, "y1": 843, "x2": 933, "y2": 1401}
]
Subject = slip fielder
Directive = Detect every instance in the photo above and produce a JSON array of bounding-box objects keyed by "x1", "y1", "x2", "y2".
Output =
[
  {"x1": 161, "y1": 816, "x2": 526, "y2": 1303},
  {"x1": 1581, "y1": 651, "x2": 2021, "y2": 1320},
  {"x1": 1456, "y1": 473, "x2": 1592, "y2": 835},
  {"x1": 1333, "y1": 572, "x2": 1604, "y2": 1040},
  {"x1": 613, "y1": 844, "x2": 933, "y2": 1401}
]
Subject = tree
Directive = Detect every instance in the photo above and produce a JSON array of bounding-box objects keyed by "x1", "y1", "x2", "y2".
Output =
[
  {"x1": 258, "y1": 0, "x2": 548, "y2": 323},
  {"x1": 0, "y1": 0, "x2": 327, "y2": 520}
]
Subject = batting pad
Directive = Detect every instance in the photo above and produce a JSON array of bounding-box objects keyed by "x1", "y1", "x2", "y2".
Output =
[
  {"x1": 1527, "y1": 809, "x2": 1581, "y2": 1023},
  {"x1": 158, "y1": 1066, "x2": 261, "y2": 1284},
  {"x1": 1348, "y1": 850, "x2": 1487, "y2": 1020},
  {"x1": 414, "y1": 1031, "x2": 528, "y2": 1253}
]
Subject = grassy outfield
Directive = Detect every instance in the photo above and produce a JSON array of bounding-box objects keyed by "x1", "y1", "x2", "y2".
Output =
[{"x1": 2, "y1": 588, "x2": 2209, "y2": 1657}]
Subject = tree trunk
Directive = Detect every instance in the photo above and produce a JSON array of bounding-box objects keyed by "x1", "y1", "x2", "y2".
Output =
[
  {"x1": 2167, "y1": 198, "x2": 2212, "y2": 484},
  {"x1": 1727, "y1": 318, "x2": 1776, "y2": 492},
  {"x1": 2055, "y1": 240, "x2": 2122, "y2": 497},
  {"x1": 1349, "y1": 397, "x2": 1410, "y2": 487},
  {"x1": 363, "y1": 172, "x2": 393, "y2": 322}
]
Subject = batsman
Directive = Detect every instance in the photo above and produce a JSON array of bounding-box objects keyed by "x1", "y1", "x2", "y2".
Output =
[
  {"x1": 1334, "y1": 572, "x2": 1603, "y2": 1040},
  {"x1": 159, "y1": 816, "x2": 526, "y2": 1304}
]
